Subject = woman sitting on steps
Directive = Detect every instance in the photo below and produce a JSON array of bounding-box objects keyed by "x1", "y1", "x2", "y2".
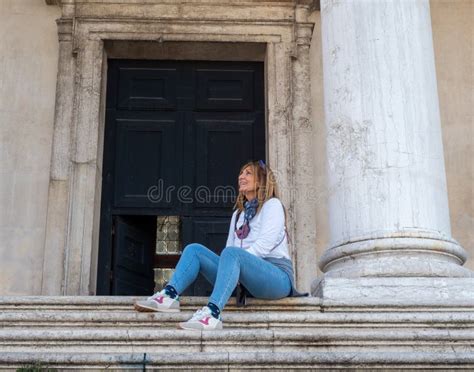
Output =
[{"x1": 134, "y1": 160, "x2": 305, "y2": 330}]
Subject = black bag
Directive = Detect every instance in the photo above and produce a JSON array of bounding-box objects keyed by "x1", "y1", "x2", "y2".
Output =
[{"x1": 235, "y1": 282, "x2": 248, "y2": 307}]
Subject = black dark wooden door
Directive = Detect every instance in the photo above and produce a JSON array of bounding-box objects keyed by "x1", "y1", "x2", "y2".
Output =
[{"x1": 97, "y1": 59, "x2": 265, "y2": 295}]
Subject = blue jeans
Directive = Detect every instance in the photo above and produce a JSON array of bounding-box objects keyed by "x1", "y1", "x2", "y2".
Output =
[{"x1": 167, "y1": 243, "x2": 292, "y2": 311}]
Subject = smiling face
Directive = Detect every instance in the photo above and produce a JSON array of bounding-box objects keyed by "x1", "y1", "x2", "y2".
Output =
[
  {"x1": 238, "y1": 165, "x2": 258, "y2": 200},
  {"x1": 234, "y1": 161, "x2": 279, "y2": 214}
]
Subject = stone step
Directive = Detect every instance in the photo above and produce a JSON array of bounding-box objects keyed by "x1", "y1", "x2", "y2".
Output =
[
  {"x1": 0, "y1": 296, "x2": 321, "y2": 312},
  {"x1": 2, "y1": 309, "x2": 474, "y2": 329},
  {"x1": 3, "y1": 295, "x2": 474, "y2": 311},
  {"x1": 2, "y1": 296, "x2": 473, "y2": 330},
  {"x1": 0, "y1": 296, "x2": 473, "y2": 369},
  {"x1": 0, "y1": 326, "x2": 472, "y2": 354},
  {"x1": 1, "y1": 351, "x2": 473, "y2": 370}
]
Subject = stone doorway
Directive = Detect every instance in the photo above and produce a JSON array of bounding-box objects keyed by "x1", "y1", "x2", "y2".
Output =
[{"x1": 42, "y1": 1, "x2": 317, "y2": 295}]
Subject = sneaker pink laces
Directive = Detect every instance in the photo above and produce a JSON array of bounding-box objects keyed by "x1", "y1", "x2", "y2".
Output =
[
  {"x1": 134, "y1": 289, "x2": 180, "y2": 313},
  {"x1": 178, "y1": 306, "x2": 223, "y2": 330}
]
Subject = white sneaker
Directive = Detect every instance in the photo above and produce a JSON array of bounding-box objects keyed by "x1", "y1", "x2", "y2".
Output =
[
  {"x1": 178, "y1": 306, "x2": 223, "y2": 330},
  {"x1": 134, "y1": 289, "x2": 180, "y2": 313}
]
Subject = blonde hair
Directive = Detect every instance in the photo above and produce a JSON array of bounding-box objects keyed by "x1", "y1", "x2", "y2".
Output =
[{"x1": 233, "y1": 161, "x2": 290, "y2": 243}]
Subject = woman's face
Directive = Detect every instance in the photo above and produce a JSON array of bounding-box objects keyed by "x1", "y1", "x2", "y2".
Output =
[{"x1": 238, "y1": 166, "x2": 258, "y2": 195}]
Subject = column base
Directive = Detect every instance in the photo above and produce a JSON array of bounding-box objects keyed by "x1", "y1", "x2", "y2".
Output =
[
  {"x1": 319, "y1": 233, "x2": 471, "y2": 277},
  {"x1": 312, "y1": 277, "x2": 474, "y2": 306}
]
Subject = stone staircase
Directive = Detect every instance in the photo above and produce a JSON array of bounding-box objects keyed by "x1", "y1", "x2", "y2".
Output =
[{"x1": 0, "y1": 296, "x2": 473, "y2": 370}]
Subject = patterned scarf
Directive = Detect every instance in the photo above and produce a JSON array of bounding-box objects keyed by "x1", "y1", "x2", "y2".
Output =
[{"x1": 243, "y1": 197, "x2": 259, "y2": 223}]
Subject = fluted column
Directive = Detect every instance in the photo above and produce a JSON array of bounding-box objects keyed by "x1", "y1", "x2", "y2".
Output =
[{"x1": 315, "y1": 0, "x2": 473, "y2": 303}]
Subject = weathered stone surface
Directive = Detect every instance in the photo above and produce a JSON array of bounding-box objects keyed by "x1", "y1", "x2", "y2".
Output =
[
  {"x1": 1, "y1": 350, "x2": 474, "y2": 370},
  {"x1": 0, "y1": 296, "x2": 472, "y2": 368},
  {"x1": 315, "y1": 0, "x2": 474, "y2": 302},
  {"x1": 315, "y1": 277, "x2": 474, "y2": 307},
  {"x1": 0, "y1": 295, "x2": 322, "y2": 310},
  {"x1": 291, "y1": 6, "x2": 318, "y2": 293},
  {"x1": 2, "y1": 299, "x2": 474, "y2": 329},
  {"x1": 321, "y1": 0, "x2": 453, "y2": 241},
  {"x1": 1, "y1": 326, "x2": 473, "y2": 353}
]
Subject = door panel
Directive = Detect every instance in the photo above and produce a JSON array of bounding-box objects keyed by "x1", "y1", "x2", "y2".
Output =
[
  {"x1": 113, "y1": 115, "x2": 183, "y2": 209},
  {"x1": 117, "y1": 67, "x2": 178, "y2": 110},
  {"x1": 192, "y1": 113, "x2": 255, "y2": 211},
  {"x1": 195, "y1": 68, "x2": 255, "y2": 111}
]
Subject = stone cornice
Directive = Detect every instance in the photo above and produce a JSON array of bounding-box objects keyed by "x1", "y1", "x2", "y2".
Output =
[
  {"x1": 76, "y1": 3, "x2": 294, "y2": 24},
  {"x1": 44, "y1": 0, "x2": 320, "y2": 7},
  {"x1": 46, "y1": 0, "x2": 317, "y2": 49},
  {"x1": 45, "y1": 0, "x2": 320, "y2": 18}
]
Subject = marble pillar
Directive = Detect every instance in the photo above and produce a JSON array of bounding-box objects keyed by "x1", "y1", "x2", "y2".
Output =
[{"x1": 314, "y1": 0, "x2": 473, "y2": 304}]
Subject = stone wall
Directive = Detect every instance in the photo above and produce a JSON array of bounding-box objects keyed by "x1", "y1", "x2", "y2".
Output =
[
  {"x1": 431, "y1": 0, "x2": 474, "y2": 271},
  {"x1": 0, "y1": 0, "x2": 60, "y2": 294}
]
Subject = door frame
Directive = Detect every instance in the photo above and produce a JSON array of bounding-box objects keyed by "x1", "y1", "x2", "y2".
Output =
[{"x1": 42, "y1": 0, "x2": 317, "y2": 295}]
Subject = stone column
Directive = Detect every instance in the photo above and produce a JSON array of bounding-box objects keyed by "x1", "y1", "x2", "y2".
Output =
[{"x1": 315, "y1": 0, "x2": 473, "y2": 304}]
